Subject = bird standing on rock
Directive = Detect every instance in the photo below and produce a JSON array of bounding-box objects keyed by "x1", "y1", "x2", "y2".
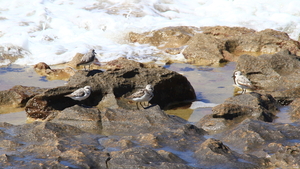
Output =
[
  {"x1": 65, "y1": 86, "x2": 92, "y2": 101},
  {"x1": 232, "y1": 71, "x2": 254, "y2": 94},
  {"x1": 77, "y1": 49, "x2": 96, "y2": 71},
  {"x1": 126, "y1": 84, "x2": 154, "y2": 110}
]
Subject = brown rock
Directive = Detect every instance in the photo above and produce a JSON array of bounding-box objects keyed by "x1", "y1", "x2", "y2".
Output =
[
  {"x1": 235, "y1": 50, "x2": 300, "y2": 101},
  {"x1": 34, "y1": 62, "x2": 76, "y2": 81},
  {"x1": 103, "y1": 57, "x2": 157, "y2": 70},
  {"x1": 108, "y1": 147, "x2": 193, "y2": 169},
  {"x1": 201, "y1": 26, "x2": 300, "y2": 56},
  {"x1": 219, "y1": 119, "x2": 300, "y2": 154},
  {"x1": 129, "y1": 26, "x2": 300, "y2": 65},
  {"x1": 182, "y1": 33, "x2": 227, "y2": 65},
  {"x1": 268, "y1": 143, "x2": 300, "y2": 168},
  {"x1": 196, "y1": 92, "x2": 278, "y2": 133},
  {"x1": 129, "y1": 26, "x2": 198, "y2": 49},
  {"x1": 194, "y1": 138, "x2": 266, "y2": 168},
  {"x1": 101, "y1": 105, "x2": 186, "y2": 135},
  {"x1": 51, "y1": 105, "x2": 102, "y2": 132},
  {"x1": 26, "y1": 59, "x2": 196, "y2": 119},
  {"x1": 0, "y1": 85, "x2": 45, "y2": 107},
  {"x1": 288, "y1": 98, "x2": 300, "y2": 122}
]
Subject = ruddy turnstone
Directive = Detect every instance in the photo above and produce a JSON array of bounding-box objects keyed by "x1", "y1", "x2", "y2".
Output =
[
  {"x1": 232, "y1": 71, "x2": 253, "y2": 94},
  {"x1": 126, "y1": 84, "x2": 154, "y2": 109},
  {"x1": 65, "y1": 86, "x2": 92, "y2": 101},
  {"x1": 77, "y1": 49, "x2": 96, "y2": 71}
]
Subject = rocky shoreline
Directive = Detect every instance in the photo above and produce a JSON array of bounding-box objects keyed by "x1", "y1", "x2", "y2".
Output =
[{"x1": 1, "y1": 26, "x2": 300, "y2": 168}]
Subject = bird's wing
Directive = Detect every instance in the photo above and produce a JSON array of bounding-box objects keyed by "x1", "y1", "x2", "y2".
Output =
[
  {"x1": 77, "y1": 52, "x2": 95, "y2": 65},
  {"x1": 71, "y1": 88, "x2": 86, "y2": 97},
  {"x1": 127, "y1": 89, "x2": 145, "y2": 99},
  {"x1": 237, "y1": 76, "x2": 252, "y2": 87}
]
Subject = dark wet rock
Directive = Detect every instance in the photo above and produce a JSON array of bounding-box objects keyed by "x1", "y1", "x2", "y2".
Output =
[
  {"x1": 218, "y1": 119, "x2": 300, "y2": 153},
  {"x1": 196, "y1": 92, "x2": 278, "y2": 133},
  {"x1": 194, "y1": 138, "x2": 269, "y2": 169},
  {"x1": 50, "y1": 105, "x2": 102, "y2": 132},
  {"x1": 107, "y1": 147, "x2": 195, "y2": 169},
  {"x1": 0, "y1": 122, "x2": 109, "y2": 169},
  {"x1": 0, "y1": 85, "x2": 45, "y2": 107},
  {"x1": 26, "y1": 58, "x2": 196, "y2": 119},
  {"x1": 235, "y1": 50, "x2": 300, "y2": 102},
  {"x1": 101, "y1": 105, "x2": 187, "y2": 135},
  {"x1": 25, "y1": 85, "x2": 83, "y2": 119},
  {"x1": 267, "y1": 143, "x2": 300, "y2": 168}
]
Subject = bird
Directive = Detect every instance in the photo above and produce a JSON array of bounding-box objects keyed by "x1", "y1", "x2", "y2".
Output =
[
  {"x1": 65, "y1": 86, "x2": 92, "y2": 101},
  {"x1": 126, "y1": 84, "x2": 154, "y2": 110},
  {"x1": 77, "y1": 49, "x2": 96, "y2": 71},
  {"x1": 232, "y1": 71, "x2": 254, "y2": 94}
]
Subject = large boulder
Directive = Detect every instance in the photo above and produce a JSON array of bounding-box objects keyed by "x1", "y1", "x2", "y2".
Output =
[
  {"x1": 25, "y1": 58, "x2": 196, "y2": 119},
  {"x1": 196, "y1": 92, "x2": 278, "y2": 133},
  {"x1": 0, "y1": 85, "x2": 45, "y2": 107},
  {"x1": 235, "y1": 50, "x2": 300, "y2": 102}
]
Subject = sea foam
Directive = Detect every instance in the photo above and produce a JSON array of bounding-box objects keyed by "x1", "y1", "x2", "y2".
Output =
[{"x1": 0, "y1": 0, "x2": 299, "y2": 66}]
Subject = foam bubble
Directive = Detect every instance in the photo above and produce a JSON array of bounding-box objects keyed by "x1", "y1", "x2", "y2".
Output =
[{"x1": 0, "y1": 0, "x2": 299, "y2": 65}]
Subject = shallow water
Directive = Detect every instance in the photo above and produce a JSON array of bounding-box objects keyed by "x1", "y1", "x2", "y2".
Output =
[
  {"x1": 0, "y1": 64, "x2": 66, "y2": 91},
  {"x1": 0, "y1": 62, "x2": 293, "y2": 125}
]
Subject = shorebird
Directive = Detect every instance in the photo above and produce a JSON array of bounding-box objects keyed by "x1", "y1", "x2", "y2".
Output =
[
  {"x1": 65, "y1": 86, "x2": 92, "y2": 101},
  {"x1": 126, "y1": 84, "x2": 154, "y2": 110},
  {"x1": 77, "y1": 49, "x2": 96, "y2": 71},
  {"x1": 232, "y1": 71, "x2": 253, "y2": 94}
]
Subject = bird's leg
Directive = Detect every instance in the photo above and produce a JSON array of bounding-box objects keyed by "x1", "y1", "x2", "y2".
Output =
[
  {"x1": 136, "y1": 102, "x2": 140, "y2": 110},
  {"x1": 140, "y1": 102, "x2": 145, "y2": 109},
  {"x1": 242, "y1": 89, "x2": 245, "y2": 94}
]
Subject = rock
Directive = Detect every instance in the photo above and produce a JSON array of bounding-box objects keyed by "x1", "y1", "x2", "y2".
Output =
[
  {"x1": 101, "y1": 105, "x2": 187, "y2": 135},
  {"x1": 0, "y1": 85, "x2": 45, "y2": 107},
  {"x1": 129, "y1": 26, "x2": 300, "y2": 65},
  {"x1": 289, "y1": 98, "x2": 300, "y2": 121},
  {"x1": 235, "y1": 50, "x2": 300, "y2": 102},
  {"x1": 34, "y1": 62, "x2": 76, "y2": 81},
  {"x1": 107, "y1": 147, "x2": 194, "y2": 169},
  {"x1": 196, "y1": 92, "x2": 278, "y2": 133},
  {"x1": 218, "y1": 119, "x2": 300, "y2": 152},
  {"x1": 0, "y1": 122, "x2": 109, "y2": 168},
  {"x1": 268, "y1": 143, "x2": 300, "y2": 168},
  {"x1": 182, "y1": 33, "x2": 227, "y2": 65},
  {"x1": 194, "y1": 138, "x2": 268, "y2": 168},
  {"x1": 103, "y1": 57, "x2": 157, "y2": 70},
  {"x1": 202, "y1": 27, "x2": 300, "y2": 55},
  {"x1": 51, "y1": 105, "x2": 102, "y2": 132},
  {"x1": 25, "y1": 86, "x2": 85, "y2": 119},
  {"x1": 129, "y1": 26, "x2": 198, "y2": 49},
  {"x1": 26, "y1": 58, "x2": 196, "y2": 119}
]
